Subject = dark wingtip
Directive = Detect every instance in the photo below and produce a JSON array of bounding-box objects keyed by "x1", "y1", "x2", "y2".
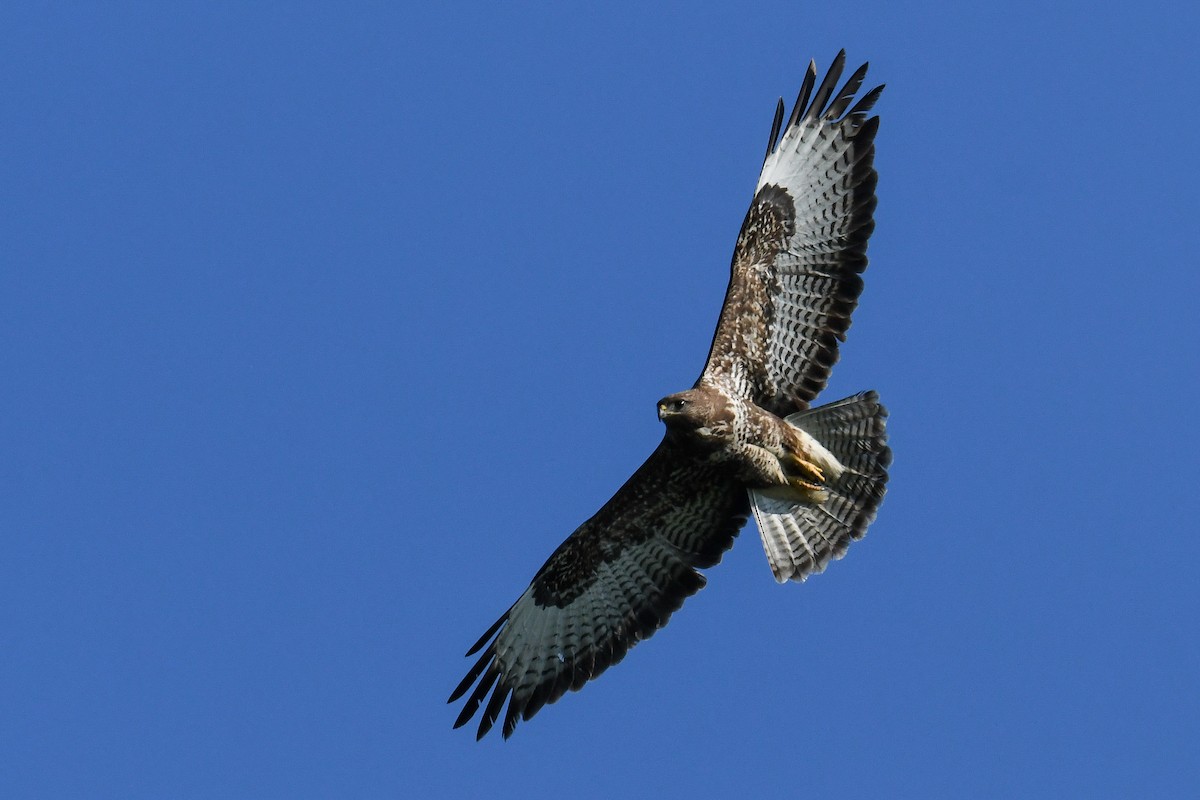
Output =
[
  {"x1": 763, "y1": 97, "x2": 785, "y2": 162},
  {"x1": 452, "y1": 660, "x2": 500, "y2": 729},
  {"x1": 475, "y1": 680, "x2": 510, "y2": 740},
  {"x1": 502, "y1": 711, "x2": 519, "y2": 739},
  {"x1": 449, "y1": 637, "x2": 500, "y2": 706},
  {"x1": 464, "y1": 611, "x2": 508, "y2": 657},
  {"x1": 855, "y1": 114, "x2": 881, "y2": 145},
  {"x1": 786, "y1": 59, "x2": 819, "y2": 132},
  {"x1": 806, "y1": 50, "x2": 848, "y2": 123},
  {"x1": 849, "y1": 84, "x2": 885, "y2": 118},
  {"x1": 826, "y1": 61, "x2": 870, "y2": 120}
]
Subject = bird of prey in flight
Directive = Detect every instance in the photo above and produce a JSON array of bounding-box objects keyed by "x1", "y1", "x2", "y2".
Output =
[{"x1": 451, "y1": 51, "x2": 891, "y2": 739}]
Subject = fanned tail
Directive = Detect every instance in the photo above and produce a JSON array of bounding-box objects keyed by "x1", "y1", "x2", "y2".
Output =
[{"x1": 750, "y1": 391, "x2": 890, "y2": 582}]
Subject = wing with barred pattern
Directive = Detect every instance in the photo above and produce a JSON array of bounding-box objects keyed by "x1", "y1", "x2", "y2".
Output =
[
  {"x1": 449, "y1": 440, "x2": 748, "y2": 739},
  {"x1": 699, "y1": 51, "x2": 882, "y2": 416}
]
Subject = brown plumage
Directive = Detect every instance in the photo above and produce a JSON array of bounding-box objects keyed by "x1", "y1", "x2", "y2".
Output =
[{"x1": 450, "y1": 51, "x2": 891, "y2": 739}]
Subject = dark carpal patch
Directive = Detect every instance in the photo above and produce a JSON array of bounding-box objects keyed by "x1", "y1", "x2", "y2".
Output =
[
  {"x1": 745, "y1": 183, "x2": 797, "y2": 244},
  {"x1": 529, "y1": 443, "x2": 742, "y2": 608}
]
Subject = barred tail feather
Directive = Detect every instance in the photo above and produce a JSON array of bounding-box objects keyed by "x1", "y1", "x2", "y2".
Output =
[{"x1": 749, "y1": 391, "x2": 890, "y2": 583}]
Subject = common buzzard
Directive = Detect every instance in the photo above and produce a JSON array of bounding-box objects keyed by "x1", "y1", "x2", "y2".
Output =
[{"x1": 451, "y1": 52, "x2": 891, "y2": 739}]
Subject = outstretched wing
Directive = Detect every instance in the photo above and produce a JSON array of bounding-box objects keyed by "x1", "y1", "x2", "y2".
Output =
[
  {"x1": 449, "y1": 440, "x2": 748, "y2": 739},
  {"x1": 700, "y1": 52, "x2": 882, "y2": 416}
]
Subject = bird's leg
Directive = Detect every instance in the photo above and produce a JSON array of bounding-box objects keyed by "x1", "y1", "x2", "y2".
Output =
[
  {"x1": 788, "y1": 476, "x2": 824, "y2": 492},
  {"x1": 777, "y1": 455, "x2": 825, "y2": 501},
  {"x1": 782, "y1": 452, "x2": 826, "y2": 488},
  {"x1": 780, "y1": 452, "x2": 830, "y2": 504}
]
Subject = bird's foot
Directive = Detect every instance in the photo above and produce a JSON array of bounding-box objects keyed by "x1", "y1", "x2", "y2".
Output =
[
  {"x1": 784, "y1": 454, "x2": 826, "y2": 485},
  {"x1": 787, "y1": 476, "x2": 830, "y2": 505}
]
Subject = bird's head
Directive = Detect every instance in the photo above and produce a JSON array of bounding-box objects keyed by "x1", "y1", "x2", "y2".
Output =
[
  {"x1": 656, "y1": 388, "x2": 730, "y2": 441},
  {"x1": 657, "y1": 391, "x2": 696, "y2": 424}
]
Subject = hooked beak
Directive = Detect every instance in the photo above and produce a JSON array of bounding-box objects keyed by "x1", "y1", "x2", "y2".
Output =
[{"x1": 657, "y1": 398, "x2": 683, "y2": 422}]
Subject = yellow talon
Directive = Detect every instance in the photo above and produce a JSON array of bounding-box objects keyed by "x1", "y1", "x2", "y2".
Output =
[
  {"x1": 787, "y1": 476, "x2": 830, "y2": 505},
  {"x1": 784, "y1": 454, "x2": 826, "y2": 484}
]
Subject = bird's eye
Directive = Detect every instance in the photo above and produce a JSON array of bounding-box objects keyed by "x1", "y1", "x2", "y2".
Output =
[{"x1": 673, "y1": 399, "x2": 687, "y2": 411}]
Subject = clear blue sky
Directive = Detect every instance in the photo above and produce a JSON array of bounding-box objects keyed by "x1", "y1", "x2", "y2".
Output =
[{"x1": 3, "y1": 3, "x2": 1198, "y2": 797}]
